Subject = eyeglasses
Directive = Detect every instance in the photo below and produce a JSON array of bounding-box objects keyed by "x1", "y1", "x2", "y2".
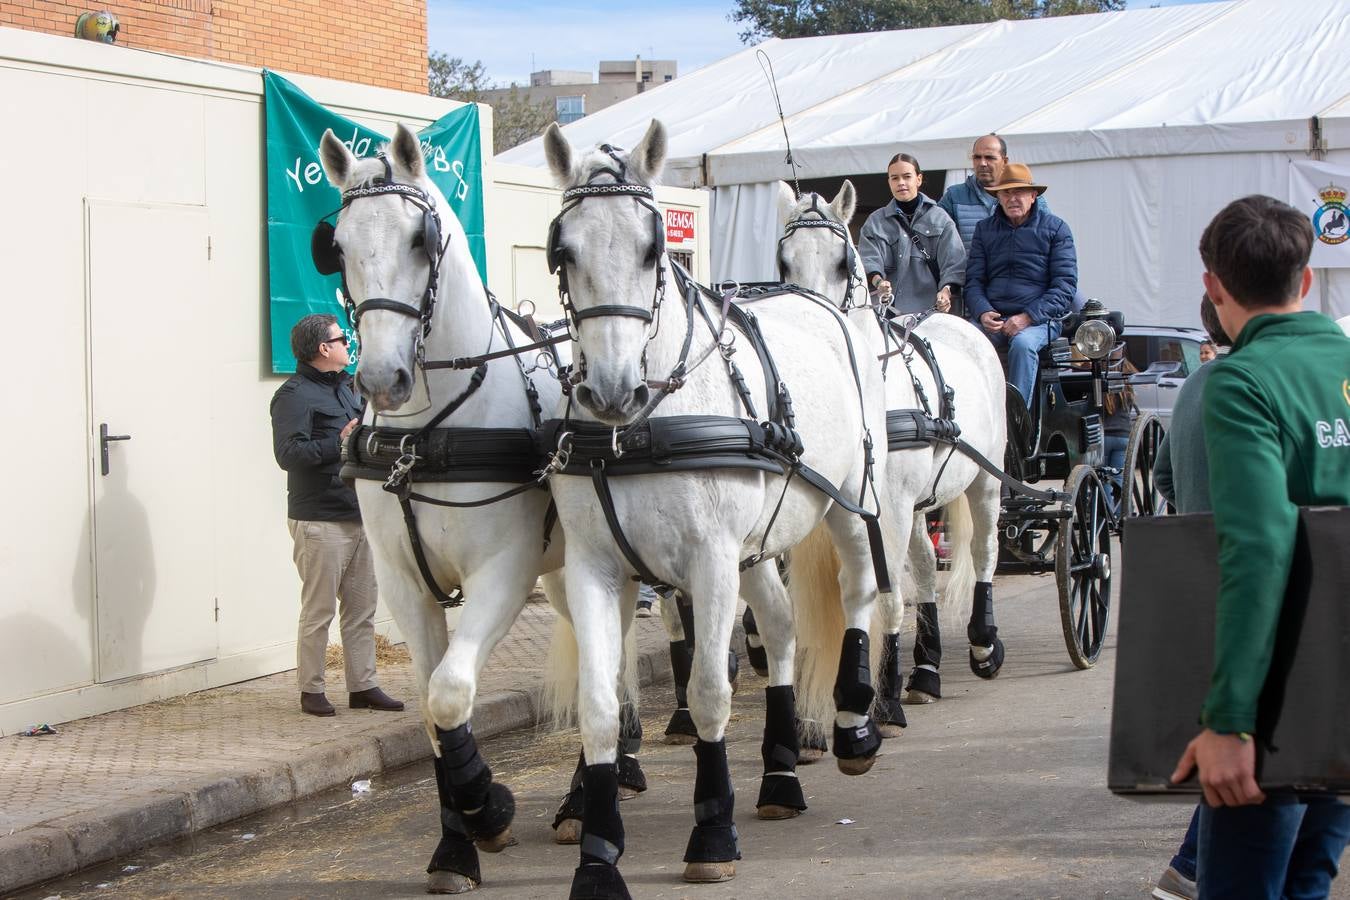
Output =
[{"x1": 323, "y1": 334, "x2": 350, "y2": 347}]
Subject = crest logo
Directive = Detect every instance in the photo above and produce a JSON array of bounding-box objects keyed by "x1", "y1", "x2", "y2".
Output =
[{"x1": 1313, "y1": 183, "x2": 1348, "y2": 246}]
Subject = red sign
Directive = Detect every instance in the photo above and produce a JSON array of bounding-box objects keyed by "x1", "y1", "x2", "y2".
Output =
[{"x1": 665, "y1": 208, "x2": 695, "y2": 243}]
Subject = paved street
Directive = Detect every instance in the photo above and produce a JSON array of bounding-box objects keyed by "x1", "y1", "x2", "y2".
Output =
[{"x1": 21, "y1": 569, "x2": 1350, "y2": 899}]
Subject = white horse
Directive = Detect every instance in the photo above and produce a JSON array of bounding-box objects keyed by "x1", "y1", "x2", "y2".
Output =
[
  {"x1": 542, "y1": 120, "x2": 894, "y2": 898},
  {"x1": 775, "y1": 182, "x2": 1007, "y2": 716},
  {"x1": 317, "y1": 124, "x2": 645, "y2": 894}
]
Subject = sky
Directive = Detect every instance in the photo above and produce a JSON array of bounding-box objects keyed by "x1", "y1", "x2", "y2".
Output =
[{"x1": 426, "y1": 0, "x2": 1223, "y2": 90}]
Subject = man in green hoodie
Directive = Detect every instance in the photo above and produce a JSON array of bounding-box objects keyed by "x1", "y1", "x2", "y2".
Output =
[{"x1": 1171, "y1": 195, "x2": 1350, "y2": 898}]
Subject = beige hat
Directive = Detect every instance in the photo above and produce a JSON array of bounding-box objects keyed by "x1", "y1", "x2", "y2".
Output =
[{"x1": 987, "y1": 162, "x2": 1047, "y2": 196}]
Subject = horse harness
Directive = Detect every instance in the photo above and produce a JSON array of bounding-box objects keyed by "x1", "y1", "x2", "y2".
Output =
[
  {"x1": 539, "y1": 210, "x2": 892, "y2": 595},
  {"x1": 319, "y1": 156, "x2": 568, "y2": 607}
]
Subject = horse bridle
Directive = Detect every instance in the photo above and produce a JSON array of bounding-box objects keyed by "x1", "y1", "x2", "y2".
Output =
[
  {"x1": 311, "y1": 153, "x2": 447, "y2": 347},
  {"x1": 778, "y1": 194, "x2": 866, "y2": 310},
  {"x1": 547, "y1": 145, "x2": 668, "y2": 345}
]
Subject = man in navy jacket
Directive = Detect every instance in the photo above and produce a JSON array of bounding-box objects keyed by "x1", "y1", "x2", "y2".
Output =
[{"x1": 964, "y1": 163, "x2": 1077, "y2": 407}]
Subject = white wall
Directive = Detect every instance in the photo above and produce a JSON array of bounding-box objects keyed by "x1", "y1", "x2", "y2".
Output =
[{"x1": 0, "y1": 28, "x2": 485, "y2": 734}]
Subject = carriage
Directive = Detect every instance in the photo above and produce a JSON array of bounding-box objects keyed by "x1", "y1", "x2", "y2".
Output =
[{"x1": 985, "y1": 301, "x2": 1170, "y2": 669}]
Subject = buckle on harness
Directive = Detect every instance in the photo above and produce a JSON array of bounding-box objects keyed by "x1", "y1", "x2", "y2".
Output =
[
  {"x1": 384, "y1": 435, "x2": 419, "y2": 491},
  {"x1": 539, "y1": 430, "x2": 574, "y2": 477}
]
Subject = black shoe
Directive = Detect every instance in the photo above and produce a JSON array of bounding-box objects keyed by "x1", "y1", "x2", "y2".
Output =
[
  {"x1": 349, "y1": 687, "x2": 405, "y2": 711},
  {"x1": 301, "y1": 691, "x2": 336, "y2": 717}
]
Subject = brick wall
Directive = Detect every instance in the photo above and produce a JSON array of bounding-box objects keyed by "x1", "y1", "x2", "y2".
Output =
[{"x1": 1, "y1": 0, "x2": 428, "y2": 94}]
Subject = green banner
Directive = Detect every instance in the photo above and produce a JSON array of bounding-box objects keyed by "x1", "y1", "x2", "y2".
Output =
[{"x1": 264, "y1": 70, "x2": 486, "y2": 373}]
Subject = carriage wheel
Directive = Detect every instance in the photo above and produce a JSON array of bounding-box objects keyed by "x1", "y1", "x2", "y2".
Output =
[
  {"x1": 1056, "y1": 466, "x2": 1113, "y2": 670},
  {"x1": 1121, "y1": 412, "x2": 1170, "y2": 522}
]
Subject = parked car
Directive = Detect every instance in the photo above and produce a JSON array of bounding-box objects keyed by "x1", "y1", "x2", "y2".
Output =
[{"x1": 1120, "y1": 325, "x2": 1212, "y2": 429}]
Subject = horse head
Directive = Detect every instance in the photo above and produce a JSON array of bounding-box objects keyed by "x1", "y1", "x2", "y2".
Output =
[
  {"x1": 318, "y1": 123, "x2": 449, "y2": 411},
  {"x1": 543, "y1": 119, "x2": 668, "y2": 424},
  {"x1": 775, "y1": 180, "x2": 863, "y2": 308}
]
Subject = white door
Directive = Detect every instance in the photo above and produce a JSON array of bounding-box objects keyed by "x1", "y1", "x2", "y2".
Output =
[{"x1": 87, "y1": 201, "x2": 217, "y2": 682}]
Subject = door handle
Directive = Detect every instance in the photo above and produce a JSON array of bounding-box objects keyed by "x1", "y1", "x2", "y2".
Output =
[{"x1": 100, "y1": 423, "x2": 131, "y2": 476}]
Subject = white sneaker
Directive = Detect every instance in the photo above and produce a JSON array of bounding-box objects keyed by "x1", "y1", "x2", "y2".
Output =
[{"x1": 1151, "y1": 865, "x2": 1196, "y2": 900}]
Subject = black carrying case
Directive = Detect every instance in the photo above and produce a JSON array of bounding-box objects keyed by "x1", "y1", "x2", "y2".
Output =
[{"x1": 1109, "y1": 507, "x2": 1350, "y2": 795}]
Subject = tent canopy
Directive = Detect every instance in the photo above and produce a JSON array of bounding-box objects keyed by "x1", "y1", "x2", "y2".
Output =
[{"x1": 501, "y1": 0, "x2": 1350, "y2": 188}]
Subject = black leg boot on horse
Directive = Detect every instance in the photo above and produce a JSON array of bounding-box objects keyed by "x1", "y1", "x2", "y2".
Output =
[
  {"x1": 831, "y1": 628, "x2": 883, "y2": 775},
  {"x1": 665, "y1": 594, "x2": 738, "y2": 744},
  {"x1": 428, "y1": 752, "x2": 483, "y2": 894},
  {"x1": 874, "y1": 632, "x2": 908, "y2": 736},
  {"x1": 906, "y1": 601, "x2": 943, "y2": 703},
  {"x1": 683, "y1": 739, "x2": 741, "y2": 883},
  {"x1": 742, "y1": 606, "x2": 769, "y2": 676},
  {"x1": 436, "y1": 724, "x2": 516, "y2": 854},
  {"x1": 569, "y1": 763, "x2": 631, "y2": 900},
  {"x1": 554, "y1": 702, "x2": 648, "y2": 846},
  {"x1": 617, "y1": 697, "x2": 647, "y2": 799},
  {"x1": 756, "y1": 684, "x2": 808, "y2": 819},
  {"x1": 967, "y1": 581, "x2": 1005, "y2": 679}
]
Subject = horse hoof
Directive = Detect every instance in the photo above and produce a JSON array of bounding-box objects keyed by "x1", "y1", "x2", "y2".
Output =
[
  {"x1": 904, "y1": 689, "x2": 939, "y2": 705},
  {"x1": 427, "y1": 871, "x2": 478, "y2": 894},
  {"x1": 554, "y1": 818, "x2": 581, "y2": 845},
  {"x1": 474, "y1": 827, "x2": 516, "y2": 854},
  {"x1": 618, "y1": 784, "x2": 640, "y2": 801},
  {"x1": 683, "y1": 861, "x2": 736, "y2": 883},
  {"x1": 878, "y1": 722, "x2": 904, "y2": 739},
  {"x1": 757, "y1": 804, "x2": 801, "y2": 820},
  {"x1": 837, "y1": 754, "x2": 877, "y2": 776}
]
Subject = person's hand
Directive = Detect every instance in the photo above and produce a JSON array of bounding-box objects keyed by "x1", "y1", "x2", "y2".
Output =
[
  {"x1": 1171, "y1": 729, "x2": 1265, "y2": 807},
  {"x1": 1002, "y1": 312, "x2": 1032, "y2": 337},
  {"x1": 979, "y1": 310, "x2": 1004, "y2": 333},
  {"x1": 873, "y1": 278, "x2": 893, "y2": 301},
  {"x1": 340, "y1": 417, "x2": 360, "y2": 440},
  {"x1": 935, "y1": 286, "x2": 952, "y2": 313}
]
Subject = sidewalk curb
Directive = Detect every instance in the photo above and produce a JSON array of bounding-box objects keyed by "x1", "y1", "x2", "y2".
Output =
[{"x1": 1, "y1": 640, "x2": 676, "y2": 895}]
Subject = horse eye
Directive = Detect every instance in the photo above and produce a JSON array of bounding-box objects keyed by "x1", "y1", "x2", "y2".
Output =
[{"x1": 411, "y1": 232, "x2": 425, "y2": 249}]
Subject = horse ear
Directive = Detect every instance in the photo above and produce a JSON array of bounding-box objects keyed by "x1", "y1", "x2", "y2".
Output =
[
  {"x1": 831, "y1": 180, "x2": 857, "y2": 225},
  {"x1": 775, "y1": 181, "x2": 798, "y2": 229},
  {"x1": 629, "y1": 119, "x2": 667, "y2": 183},
  {"x1": 390, "y1": 123, "x2": 425, "y2": 180},
  {"x1": 543, "y1": 123, "x2": 575, "y2": 186},
  {"x1": 319, "y1": 128, "x2": 356, "y2": 189}
]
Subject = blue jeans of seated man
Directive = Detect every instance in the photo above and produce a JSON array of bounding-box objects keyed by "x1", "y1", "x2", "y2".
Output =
[
  {"x1": 984, "y1": 321, "x2": 1057, "y2": 408},
  {"x1": 1197, "y1": 795, "x2": 1350, "y2": 899}
]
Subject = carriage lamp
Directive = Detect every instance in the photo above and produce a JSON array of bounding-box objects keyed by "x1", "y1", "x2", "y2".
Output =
[
  {"x1": 1073, "y1": 299, "x2": 1116, "y2": 361},
  {"x1": 74, "y1": 10, "x2": 120, "y2": 43}
]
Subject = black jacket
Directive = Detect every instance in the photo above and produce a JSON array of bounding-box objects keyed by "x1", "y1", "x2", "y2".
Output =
[{"x1": 270, "y1": 362, "x2": 363, "y2": 521}]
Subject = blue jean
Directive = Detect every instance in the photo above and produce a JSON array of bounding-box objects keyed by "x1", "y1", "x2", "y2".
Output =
[
  {"x1": 984, "y1": 322, "x2": 1057, "y2": 408},
  {"x1": 1197, "y1": 796, "x2": 1350, "y2": 899},
  {"x1": 1170, "y1": 806, "x2": 1200, "y2": 882}
]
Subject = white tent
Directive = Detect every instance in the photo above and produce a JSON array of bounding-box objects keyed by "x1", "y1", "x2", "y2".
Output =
[{"x1": 501, "y1": 0, "x2": 1350, "y2": 324}]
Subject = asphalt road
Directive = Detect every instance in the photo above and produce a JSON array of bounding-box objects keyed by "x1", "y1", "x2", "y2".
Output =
[{"x1": 25, "y1": 569, "x2": 1347, "y2": 900}]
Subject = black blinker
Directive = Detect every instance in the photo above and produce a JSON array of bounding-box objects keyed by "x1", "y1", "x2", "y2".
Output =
[{"x1": 311, "y1": 220, "x2": 342, "y2": 275}]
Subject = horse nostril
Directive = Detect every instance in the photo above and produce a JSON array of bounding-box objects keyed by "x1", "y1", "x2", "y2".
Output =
[
  {"x1": 575, "y1": 384, "x2": 596, "y2": 410},
  {"x1": 631, "y1": 383, "x2": 650, "y2": 409},
  {"x1": 393, "y1": 368, "x2": 411, "y2": 397}
]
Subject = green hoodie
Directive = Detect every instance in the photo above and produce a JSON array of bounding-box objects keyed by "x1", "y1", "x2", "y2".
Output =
[{"x1": 1200, "y1": 311, "x2": 1350, "y2": 734}]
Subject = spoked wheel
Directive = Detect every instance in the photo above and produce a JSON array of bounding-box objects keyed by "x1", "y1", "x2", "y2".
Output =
[
  {"x1": 1122, "y1": 412, "x2": 1170, "y2": 522},
  {"x1": 1056, "y1": 466, "x2": 1113, "y2": 669}
]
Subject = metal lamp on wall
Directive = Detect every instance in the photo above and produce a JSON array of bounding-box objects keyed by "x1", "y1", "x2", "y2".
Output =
[{"x1": 74, "y1": 10, "x2": 120, "y2": 44}]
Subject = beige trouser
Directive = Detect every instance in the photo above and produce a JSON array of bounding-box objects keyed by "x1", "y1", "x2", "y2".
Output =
[{"x1": 288, "y1": 518, "x2": 378, "y2": 694}]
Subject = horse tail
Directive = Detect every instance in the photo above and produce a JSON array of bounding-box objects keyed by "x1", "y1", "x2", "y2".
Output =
[
  {"x1": 942, "y1": 492, "x2": 976, "y2": 628},
  {"x1": 542, "y1": 573, "x2": 579, "y2": 728},
  {"x1": 790, "y1": 523, "x2": 845, "y2": 742}
]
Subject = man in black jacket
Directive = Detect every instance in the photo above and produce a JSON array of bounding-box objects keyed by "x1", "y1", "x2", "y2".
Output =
[{"x1": 271, "y1": 314, "x2": 403, "y2": 717}]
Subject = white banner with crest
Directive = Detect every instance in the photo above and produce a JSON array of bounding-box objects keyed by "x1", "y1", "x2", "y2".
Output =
[{"x1": 1290, "y1": 159, "x2": 1350, "y2": 268}]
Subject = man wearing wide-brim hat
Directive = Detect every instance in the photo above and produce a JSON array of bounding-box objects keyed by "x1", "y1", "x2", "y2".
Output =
[{"x1": 964, "y1": 162, "x2": 1078, "y2": 407}]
